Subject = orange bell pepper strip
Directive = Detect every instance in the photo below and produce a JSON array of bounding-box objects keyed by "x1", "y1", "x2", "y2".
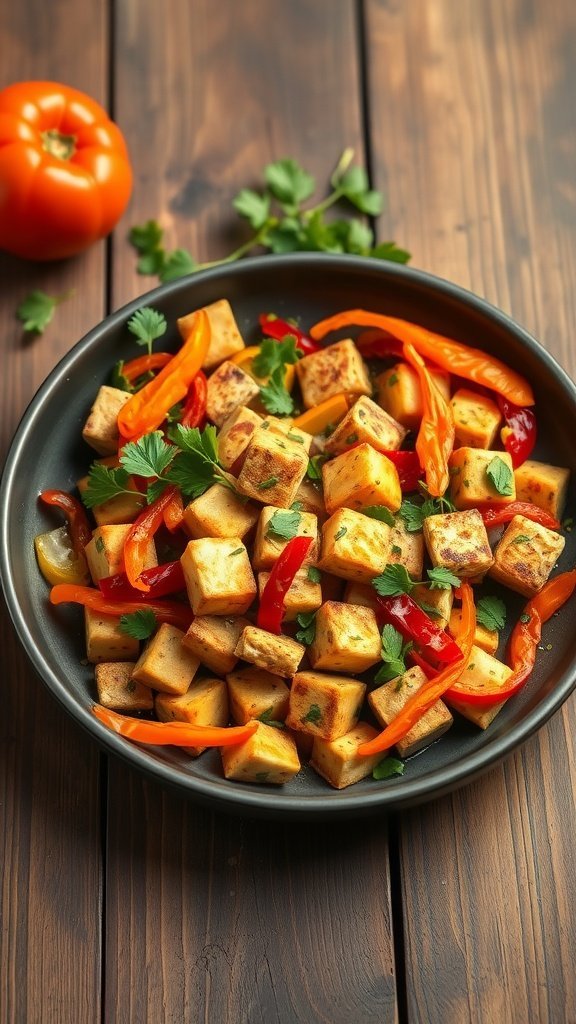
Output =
[
  {"x1": 50, "y1": 583, "x2": 192, "y2": 631},
  {"x1": 401, "y1": 341, "x2": 455, "y2": 497},
  {"x1": 124, "y1": 485, "x2": 179, "y2": 592},
  {"x1": 162, "y1": 489, "x2": 185, "y2": 532},
  {"x1": 117, "y1": 309, "x2": 210, "y2": 441},
  {"x1": 92, "y1": 705, "x2": 257, "y2": 748},
  {"x1": 358, "y1": 582, "x2": 476, "y2": 756},
  {"x1": 122, "y1": 351, "x2": 173, "y2": 383},
  {"x1": 310, "y1": 309, "x2": 535, "y2": 407},
  {"x1": 292, "y1": 393, "x2": 349, "y2": 434}
]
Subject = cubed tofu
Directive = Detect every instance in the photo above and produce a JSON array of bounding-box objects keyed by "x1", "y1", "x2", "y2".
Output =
[
  {"x1": 85, "y1": 607, "x2": 139, "y2": 663},
  {"x1": 85, "y1": 524, "x2": 157, "y2": 585},
  {"x1": 368, "y1": 666, "x2": 453, "y2": 758},
  {"x1": 217, "y1": 405, "x2": 263, "y2": 470},
  {"x1": 94, "y1": 661, "x2": 153, "y2": 711},
  {"x1": 448, "y1": 607, "x2": 498, "y2": 655},
  {"x1": 234, "y1": 625, "x2": 305, "y2": 677},
  {"x1": 177, "y1": 298, "x2": 245, "y2": 371},
  {"x1": 131, "y1": 622, "x2": 200, "y2": 695},
  {"x1": 322, "y1": 443, "x2": 402, "y2": 516},
  {"x1": 253, "y1": 506, "x2": 319, "y2": 570},
  {"x1": 444, "y1": 645, "x2": 512, "y2": 729},
  {"x1": 292, "y1": 478, "x2": 327, "y2": 521},
  {"x1": 423, "y1": 509, "x2": 494, "y2": 578},
  {"x1": 205, "y1": 360, "x2": 260, "y2": 427},
  {"x1": 318, "y1": 508, "x2": 392, "y2": 582},
  {"x1": 257, "y1": 569, "x2": 322, "y2": 621},
  {"x1": 323, "y1": 395, "x2": 407, "y2": 456},
  {"x1": 411, "y1": 583, "x2": 453, "y2": 629},
  {"x1": 78, "y1": 455, "x2": 145, "y2": 527},
  {"x1": 449, "y1": 447, "x2": 516, "y2": 510},
  {"x1": 376, "y1": 362, "x2": 450, "y2": 432},
  {"x1": 296, "y1": 339, "x2": 372, "y2": 410},
  {"x1": 389, "y1": 519, "x2": 424, "y2": 579},
  {"x1": 310, "y1": 722, "x2": 382, "y2": 789},
  {"x1": 155, "y1": 676, "x2": 229, "y2": 756},
  {"x1": 220, "y1": 720, "x2": 300, "y2": 785},
  {"x1": 489, "y1": 514, "x2": 565, "y2": 597},
  {"x1": 183, "y1": 483, "x2": 259, "y2": 540},
  {"x1": 343, "y1": 581, "x2": 380, "y2": 611},
  {"x1": 309, "y1": 601, "x2": 381, "y2": 673},
  {"x1": 226, "y1": 665, "x2": 290, "y2": 725},
  {"x1": 181, "y1": 615, "x2": 250, "y2": 675},
  {"x1": 82, "y1": 385, "x2": 131, "y2": 456},
  {"x1": 513, "y1": 459, "x2": 570, "y2": 522},
  {"x1": 263, "y1": 417, "x2": 313, "y2": 454},
  {"x1": 236, "y1": 428, "x2": 309, "y2": 508},
  {"x1": 451, "y1": 389, "x2": 502, "y2": 449},
  {"x1": 286, "y1": 670, "x2": 366, "y2": 741},
  {"x1": 180, "y1": 537, "x2": 257, "y2": 615}
]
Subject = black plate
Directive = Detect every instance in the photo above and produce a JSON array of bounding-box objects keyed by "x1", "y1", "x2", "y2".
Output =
[{"x1": 2, "y1": 253, "x2": 576, "y2": 819}]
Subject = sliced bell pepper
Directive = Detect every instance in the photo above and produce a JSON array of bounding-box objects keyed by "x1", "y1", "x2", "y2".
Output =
[
  {"x1": 162, "y1": 489, "x2": 185, "y2": 531},
  {"x1": 92, "y1": 705, "x2": 257, "y2": 747},
  {"x1": 256, "y1": 535, "x2": 313, "y2": 634},
  {"x1": 355, "y1": 329, "x2": 405, "y2": 359},
  {"x1": 497, "y1": 396, "x2": 537, "y2": 468},
  {"x1": 50, "y1": 583, "x2": 193, "y2": 631},
  {"x1": 122, "y1": 352, "x2": 173, "y2": 384},
  {"x1": 35, "y1": 526, "x2": 91, "y2": 586},
  {"x1": 181, "y1": 370, "x2": 207, "y2": 429},
  {"x1": 479, "y1": 501, "x2": 560, "y2": 531},
  {"x1": 401, "y1": 341, "x2": 455, "y2": 497},
  {"x1": 230, "y1": 345, "x2": 296, "y2": 391},
  {"x1": 98, "y1": 560, "x2": 186, "y2": 601},
  {"x1": 259, "y1": 313, "x2": 321, "y2": 355},
  {"x1": 380, "y1": 450, "x2": 422, "y2": 492},
  {"x1": 124, "y1": 486, "x2": 179, "y2": 592},
  {"x1": 40, "y1": 488, "x2": 92, "y2": 551},
  {"x1": 376, "y1": 593, "x2": 463, "y2": 667},
  {"x1": 292, "y1": 393, "x2": 349, "y2": 435}
]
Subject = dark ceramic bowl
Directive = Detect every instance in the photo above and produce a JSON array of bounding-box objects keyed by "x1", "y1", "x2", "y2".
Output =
[{"x1": 2, "y1": 254, "x2": 576, "y2": 819}]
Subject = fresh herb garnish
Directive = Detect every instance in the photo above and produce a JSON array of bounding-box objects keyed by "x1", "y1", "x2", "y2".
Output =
[
  {"x1": 306, "y1": 454, "x2": 328, "y2": 481},
  {"x1": 362, "y1": 505, "x2": 396, "y2": 527},
  {"x1": 427, "y1": 566, "x2": 461, "y2": 590},
  {"x1": 267, "y1": 509, "x2": 302, "y2": 540},
  {"x1": 119, "y1": 608, "x2": 157, "y2": 640},
  {"x1": 120, "y1": 431, "x2": 177, "y2": 479},
  {"x1": 259, "y1": 366, "x2": 294, "y2": 415},
  {"x1": 373, "y1": 756, "x2": 405, "y2": 781},
  {"x1": 476, "y1": 596, "x2": 507, "y2": 632},
  {"x1": 334, "y1": 526, "x2": 348, "y2": 542},
  {"x1": 252, "y1": 335, "x2": 301, "y2": 378},
  {"x1": 486, "y1": 456, "x2": 514, "y2": 496},
  {"x1": 374, "y1": 624, "x2": 413, "y2": 684},
  {"x1": 166, "y1": 424, "x2": 238, "y2": 499},
  {"x1": 17, "y1": 289, "x2": 71, "y2": 335},
  {"x1": 295, "y1": 611, "x2": 317, "y2": 645},
  {"x1": 127, "y1": 306, "x2": 167, "y2": 355},
  {"x1": 520, "y1": 613, "x2": 531, "y2": 624},
  {"x1": 228, "y1": 547, "x2": 244, "y2": 557},
  {"x1": 256, "y1": 708, "x2": 285, "y2": 729},
  {"x1": 258, "y1": 475, "x2": 280, "y2": 491},
  {"x1": 372, "y1": 564, "x2": 414, "y2": 597},
  {"x1": 83, "y1": 464, "x2": 136, "y2": 509},
  {"x1": 301, "y1": 703, "x2": 322, "y2": 726},
  {"x1": 398, "y1": 494, "x2": 456, "y2": 533},
  {"x1": 512, "y1": 534, "x2": 532, "y2": 545},
  {"x1": 307, "y1": 566, "x2": 322, "y2": 584}
]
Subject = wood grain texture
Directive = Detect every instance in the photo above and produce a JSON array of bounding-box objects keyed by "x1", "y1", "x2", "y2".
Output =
[{"x1": 365, "y1": 1, "x2": 576, "y2": 1021}]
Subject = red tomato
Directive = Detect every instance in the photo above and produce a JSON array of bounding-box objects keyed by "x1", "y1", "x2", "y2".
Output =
[{"x1": 0, "y1": 81, "x2": 133, "y2": 260}]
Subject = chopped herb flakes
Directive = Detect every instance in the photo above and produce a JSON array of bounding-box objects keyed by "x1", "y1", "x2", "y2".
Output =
[
  {"x1": 301, "y1": 703, "x2": 322, "y2": 726},
  {"x1": 258, "y1": 475, "x2": 279, "y2": 490},
  {"x1": 373, "y1": 757, "x2": 405, "y2": 780},
  {"x1": 486, "y1": 456, "x2": 514, "y2": 496},
  {"x1": 267, "y1": 509, "x2": 302, "y2": 540},
  {"x1": 476, "y1": 596, "x2": 507, "y2": 632}
]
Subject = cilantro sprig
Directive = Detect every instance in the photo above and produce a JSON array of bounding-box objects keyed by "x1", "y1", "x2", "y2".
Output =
[
  {"x1": 374, "y1": 624, "x2": 413, "y2": 684},
  {"x1": 119, "y1": 609, "x2": 157, "y2": 640},
  {"x1": 372, "y1": 563, "x2": 462, "y2": 598},
  {"x1": 267, "y1": 509, "x2": 302, "y2": 540},
  {"x1": 17, "y1": 289, "x2": 72, "y2": 335},
  {"x1": 127, "y1": 307, "x2": 167, "y2": 355},
  {"x1": 398, "y1": 493, "x2": 456, "y2": 533},
  {"x1": 476, "y1": 596, "x2": 507, "y2": 632}
]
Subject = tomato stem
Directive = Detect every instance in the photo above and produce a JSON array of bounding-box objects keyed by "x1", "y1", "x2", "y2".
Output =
[{"x1": 42, "y1": 129, "x2": 76, "y2": 160}]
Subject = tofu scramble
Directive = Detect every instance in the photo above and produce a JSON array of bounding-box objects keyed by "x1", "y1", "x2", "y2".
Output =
[{"x1": 35, "y1": 299, "x2": 576, "y2": 789}]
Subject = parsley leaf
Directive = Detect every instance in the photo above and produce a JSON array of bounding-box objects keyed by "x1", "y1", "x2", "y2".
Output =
[
  {"x1": 307, "y1": 566, "x2": 322, "y2": 583},
  {"x1": 120, "y1": 432, "x2": 177, "y2": 479},
  {"x1": 486, "y1": 456, "x2": 514, "y2": 496},
  {"x1": 300, "y1": 703, "x2": 322, "y2": 726},
  {"x1": 397, "y1": 499, "x2": 426, "y2": 533},
  {"x1": 165, "y1": 424, "x2": 233, "y2": 499},
  {"x1": 267, "y1": 509, "x2": 302, "y2": 540},
  {"x1": 362, "y1": 505, "x2": 396, "y2": 527},
  {"x1": 127, "y1": 307, "x2": 167, "y2": 354},
  {"x1": 256, "y1": 708, "x2": 285, "y2": 729},
  {"x1": 306, "y1": 454, "x2": 328, "y2": 481},
  {"x1": 129, "y1": 220, "x2": 163, "y2": 256},
  {"x1": 259, "y1": 366, "x2": 294, "y2": 415},
  {"x1": 374, "y1": 624, "x2": 413, "y2": 684},
  {"x1": 119, "y1": 608, "x2": 157, "y2": 640},
  {"x1": 513, "y1": 534, "x2": 532, "y2": 545},
  {"x1": 82, "y1": 464, "x2": 136, "y2": 509},
  {"x1": 476, "y1": 596, "x2": 507, "y2": 632},
  {"x1": 371, "y1": 242, "x2": 411, "y2": 265},
  {"x1": 17, "y1": 290, "x2": 67, "y2": 334},
  {"x1": 295, "y1": 611, "x2": 317, "y2": 645},
  {"x1": 427, "y1": 566, "x2": 461, "y2": 590},
  {"x1": 159, "y1": 248, "x2": 197, "y2": 282},
  {"x1": 233, "y1": 188, "x2": 271, "y2": 230},
  {"x1": 372, "y1": 564, "x2": 414, "y2": 598},
  {"x1": 373, "y1": 757, "x2": 405, "y2": 781},
  {"x1": 265, "y1": 158, "x2": 315, "y2": 209},
  {"x1": 252, "y1": 335, "x2": 301, "y2": 378}
]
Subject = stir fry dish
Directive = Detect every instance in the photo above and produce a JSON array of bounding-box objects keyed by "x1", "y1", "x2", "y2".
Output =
[{"x1": 35, "y1": 299, "x2": 576, "y2": 788}]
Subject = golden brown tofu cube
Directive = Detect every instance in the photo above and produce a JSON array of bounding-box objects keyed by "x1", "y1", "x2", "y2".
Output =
[
  {"x1": 309, "y1": 601, "x2": 381, "y2": 673},
  {"x1": 310, "y1": 722, "x2": 382, "y2": 789},
  {"x1": 183, "y1": 483, "x2": 259, "y2": 540},
  {"x1": 513, "y1": 459, "x2": 570, "y2": 522},
  {"x1": 82, "y1": 385, "x2": 131, "y2": 456},
  {"x1": 181, "y1": 615, "x2": 250, "y2": 675},
  {"x1": 263, "y1": 417, "x2": 313, "y2": 454},
  {"x1": 286, "y1": 670, "x2": 366, "y2": 741},
  {"x1": 131, "y1": 623, "x2": 200, "y2": 695},
  {"x1": 411, "y1": 583, "x2": 453, "y2": 629},
  {"x1": 389, "y1": 520, "x2": 424, "y2": 579},
  {"x1": 296, "y1": 339, "x2": 372, "y2": 410},
  {"x1": 177, "y1": 298, "x2": 245, "y2": 371},
  {"x1": 445, "y1": 645, "x2": 512, "y2": 728},
  {"x1": 377, "y1": 362, "x2": 450, "y2": 431},
  {"x1": 423, "y1": 509, "x2": 493, "y2": 579},
  {"x1": 318, "y1": 508, "x2": 392, "y2": 582},
  {"x1": 205, "y1": 360, "x2": 260, "y2": 428},
  {"x1": 94, "y1": 661, "x2": 153, "y2": 711},
  {"x1": 257, "y1": 569, "x2": 322, "y2": 622},
  {"x1": 292, "y1": 478, "x2": 327, "y2": 521},
  {"x1": 451, "y1": 389, "x2": 502, "y2": 450},
  {"x1": 85, "y1": 524, "x2": 157, "y2": 585},
  {"x1": 489, "y1": 514, "x2": 565, "y2": 597},
  {"x1": 322, "y1": 443, "x2": 402, "y2": 516},
  {"x1": 323, "y1": 395, "x2": 407, "y2": 456},
  {"x1": 234, "y1": 626, "x2": 305, "y2": 677},
  {"x1": 448, "y1": 607, "x2": 498, "y2": 655},
  {"x1": 237, "y1": 428, "x2": 309, "y2": 508},
  {"x1": 217, "y1": 405, "x2": 263, "y2": 470},
  {"x1": 155, "y1": 676, "x2": 229, "y2": 756},
  {"x1": 78, "y1": 456, "x2": 145, "y2": 527},
  {"x1": 449, "y1": 447, "x2": 516, "y2": 510},
  {"x1": 253, "y1": 506, "x2": 319, "y2": 571},
  {"x1": 221, "y1": 720, "x2": 301, "y2": 784},
  {"x1": 369, "y1": 666, "x2": 453, "y2": 758},
  {"x1": 180, "y1": 537, "x2": 257, "y2": 615},
  {"x1": 226, "y1": 665, "x2": 290, "y2": 725},
  {"x1": 343, "y1": 581, "x2": 380, "y2": 611},
  {"x1": 84, "y1": 607, "x2": 140, "y2": 664}
]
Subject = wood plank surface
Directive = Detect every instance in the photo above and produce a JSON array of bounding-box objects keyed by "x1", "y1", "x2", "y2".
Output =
[{"x1": 365, "y1": 2, "x2": 576, "y2": 1021}]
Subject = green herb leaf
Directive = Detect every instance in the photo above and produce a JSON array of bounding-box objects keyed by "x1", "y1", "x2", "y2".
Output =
[
  {"x1": 372, "y1": 563, "x2": 414, "y2": 598},
  {"x1": 520, "y1": 612, "x2": 531, "y2": 624},
  {"x1": 397, "y1": 499, "x2": 426, "y2": 533},
  {"x1": 253, "y1": 335, "x2": 301, "y2": 378},
  {"x1": 371, "y1": 241, "x2": 412, "y2": 265},
  {"x1": 334, "y1": 526, "x2": 348, "y2": 542},
  {"x1": 146, "y1": 479, "x2": 169, "y2": 505},
  {"x1": 265, "y1": 158, "x2": 315, "y2": 208},
  {"x1": 17, "y1": 290, "x2": 64, "y2": 334},
  {"x1": 476, "y1": 595, "x2": 507, "y2": 632},
  {"x1": 233, "y1": 188, "x2": 271, "y2": 229},
  {"x1": 512, "y1": 534, "x2": 532, "y2": 545},
  {"x1": 82, "y1": 464, "x2": 135, "y2": 509},
  {"x1": 295, "y1": 611, "x2": 317, "y2": 646},
  {"x1": 306, "y1": 454, "x2": 328, "y2": 481},
  {"x1": 373, "y1": 757, "x2": 405, "y2": 781},
  {"x1": 362, "y1": 505, "x2": 396, "y2": 527},
  {"x1": 259, "y1": 365, "x2": 295, "y2": 415},
  {"x1": 255, "y1": 476, "x2": 278, "y2": 492},
  {"x1": 159, "y1": 248, "x2": 197, "y2": 282},
  {"x1": 300, "y1": 702, "x2": 322, "y2": 726},
  {"x1": 267, "y1": 509, "x2": 302, "y2": 540},
  {"x1": 486, "y1": 456, "x2": 514, "y2": 496},
  {"x1": 374, "y1": 624, "x2": 413, "y2": 684},
  {"x1": 127, "y1": 307, "x2": 167, "y2": 354},
  {"x1": 119, "y1": 608, "x2": 158, "y2": 640},
  {"x1": 228, "y1": 547, "x2": 245, "y2": 557},
  {"x1": 129, "y1": 220, "x2": 164, "y2": 255},
  {"x1": 307, "y1": 566, "x2": 322, "y2": 583},
  {"x1": 120, "y1": 431, "x2": 177, "y2": 479},
  {"x1": 256, "y1": 707, "x2": 285, "y2": 729},
  {"x1": 110, "y1": 360, "x2": 133, "y2": 393},
  {"x1": 427, "y1": 566, "x2": 461, "y2": 590},
  {"x1": 165, "y1": 424, "x2": 229, "y2": 499}
]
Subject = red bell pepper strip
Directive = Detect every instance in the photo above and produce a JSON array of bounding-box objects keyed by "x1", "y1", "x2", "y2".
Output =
[
  {"x1": 50, "y1": 584, "x2": 193, "y2": 631},
  {"x1": 162, "y1": 489, "x2": 185, "y2": 532},
  {"x1": 355, "y1": 329, "x2": 406, "y2": 360},
  {"x1": 380, "y1": 450, "x2": 422, "y2": 492},
  {"x1": 497, "y1": 396, "x2": 537, "y2": 468},
  {"x1": 181, "y1": 370, "x2": 208, "y2": 429},
  {"x1": 375, "y1": 594, "x2": 463, "y2": 667},
  {"x1": 40, "y1": 489, "x2": 92, "y2": 552},
  {"x1": 124, "y1": 486, "x2": 179, "y2": 592},
  {"x1": 408, "y1": 649, "x2": 437, "y2": 679},
  {"x1": 259, "y1": 313, "x2": 321, "y2": 355},
  {"x1": 92, "y1": 705, "x2": 257, "y2": 747},
  {"x1": 257, "y1": 536, "x2": 313, "y2": 634},
  {"x1": 122, "y1": 352, "x2": 173, "y2": 384},
  {"x1": 98, "y1": 560, "x2": 186, "y2": 601},
  {"x1": 479, "y1": 501, "x2": 560, "y2": 531},
  {"x1": 359, "y1": 583, "x2": 476, "y2": 755}
]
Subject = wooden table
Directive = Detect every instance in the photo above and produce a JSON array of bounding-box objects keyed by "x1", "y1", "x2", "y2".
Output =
[{"x1": 1, "y1": 2, "x2": 575, "y2": 1021}]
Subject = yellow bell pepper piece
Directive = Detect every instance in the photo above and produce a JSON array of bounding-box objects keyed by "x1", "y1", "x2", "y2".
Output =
[
  {"x1": 292, "y1": 393, "x2": 349, "y2": 435},
  {"x1": 35, "y1": 526, "x2": 90, "y2": 586},
  {"x1": 230, "y1": 345, "x2": 296, "y2": 391}
]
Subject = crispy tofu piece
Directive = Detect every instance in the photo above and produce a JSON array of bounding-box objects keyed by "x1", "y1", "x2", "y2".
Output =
[
  {"x1": 234, "y1": 625, "x2": 304, "y2": 677},
  {"x1": 489, "y1": 514, "x2": 565, "y2": 597},
  {"x1": 309, "y1": 601, "x2": 381, "y2": 673},
  {"x1": 205, "y1": 360, "x2": 260, "y2": 428},
  {"x1": 155, "y1": 676, "x2": 229, "y2": 756},
  {"x1": 181, "y1": 537, "x2": 257, "y2": 615},
  {"x1": 369, "y1": 666, "x2": 453, "y2": 758},
  {"x1": 94, "y1": 661, "x2": 153, "y2": 711},
  {"x1": 423, "y1": 509, "x2": 493, "y2": 579},
  {"x1": 322, "y1": 443, "x2": 402, "y2": 516},
  {"x1": 85, "y1": 607, "x2": 139, "y2": 664},
  {"x1": 253, "y1": 506, "x2": 319, "y2": 570},
  {"x1": 82, "y1": 385, "x2": 131, "y2": 456},
  {"x1": 85, "y1": 524, "x2": 157, "y2": 584},
  {"x1": 513, "y1": 459, "x2": 570, "y2": 522},
  {"x1": 226, "y1": 665, "x2": 290, "y2": 725},
  {"x1": 181, "y1": 614, "x2": 250, "y2": 675},
  {"x1": 286, "y1": 670, "x2": 366, "y2": 741},
  {"x1": 131, "y1": 623, "x2": 200, "y2": 695},
  {"x1": 292, "y1": 478, "x2": 327, "y2": 521},
  {"x1": 183, "y1": 483, "x2": 259, "y2": 540},
  {"x1": 263, "y1": 417, "x2": 313, "y2": 454},
  {"x1": 221, "y1": 720, "x2": 301, "y2": 784},
  {"x1": 448, "y1": 607, "x2": 498, "y2": 655},
  {"x1": 257, "y1": 569, "x2": 322, "y2": 621},
  {"x1": 445, "y1": 645, "x2": 512, "y2": 728},
  {"x1": 236, "y1": 428, "x2": 309, "y2": 508},
  {"x1": 310, "y1": 722, "x2": 382, "y2": 789},
  {"x1": 449, "y1": 447, "x2": 516, "y2": 510},
  {"x1": 177, "y1": 298, "x2": 245, "y2": 371},
  {"x1": 389, "y1": 519, "x2": 424, "y2": 579},
  {"x1": 343, "y1": 581, "x2": 379, "y2": 610},
  {"x1": 318, "y1": 508, "x2": 392, "y2": 582},
  {"x1": 451, "y1": 389, "x2": 502, "y2": 449},
  {"x1": 78, "y1": 455, "x2": 145, "y2": 527},
  {"x1": 296, "y1": 339, "x2": 372, "y2": 410},
  {"x1": 411, "y1": 584, "x2": 453, "y2": 629},
  {"x1": 323, "y1": 396, "x2": 407, "y2": 456},
  {"x1": 217, "y1": 405, "x2": 263, "y2": 470},
  {"x1": 376, "y1": 362, "x2": 450, "y2": 432}
]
